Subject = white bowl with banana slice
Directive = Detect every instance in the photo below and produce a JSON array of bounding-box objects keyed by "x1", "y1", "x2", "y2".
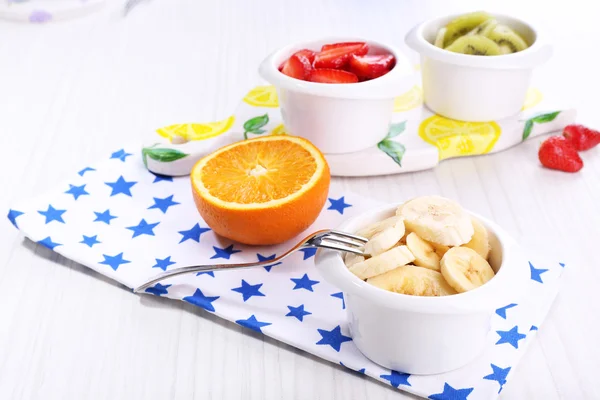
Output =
[
  {"x1": 315, "y1": 196, "x2": 529, "y2": 375},
  {"x1": 405, "y1": 11, "x2": 552, "y2": 122}
]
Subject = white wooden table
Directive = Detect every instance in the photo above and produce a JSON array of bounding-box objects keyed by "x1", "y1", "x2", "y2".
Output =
[{"x1": 1, "y1": 0, "x2": 599, "y2": 398}]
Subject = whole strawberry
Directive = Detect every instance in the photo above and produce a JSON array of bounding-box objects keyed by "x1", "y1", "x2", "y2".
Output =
[
  {"x1": 563, "y1": 124, "x2": 600, "y2": 151},
  {"x1": 538, "y1": 136, "x2": 583, "y2": 173}
]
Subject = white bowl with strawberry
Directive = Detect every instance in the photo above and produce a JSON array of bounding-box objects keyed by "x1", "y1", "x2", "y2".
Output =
[{"x1": 259, "y1": 38, "x2": 414, "y2": 154}]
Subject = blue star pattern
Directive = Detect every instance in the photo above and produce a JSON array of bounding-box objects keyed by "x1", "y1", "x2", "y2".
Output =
[
  {"x1": 196, "y1": 271, "x2": 215, "y2": 277},
  {"x1": 327, "y1": 196, "x2": 352, "y2": 214},
  {"x1": 78, "y1": 167, "x2": 95, "y2": 176},
  {"x1": 316, "y1": 325, "x2": 352, "y2": 352},
  {"x1": 380, "y1": 370, "x2": 411, "y2": 388},
  {"x1": 148, "y1": 195, "x2": 180, "y2": 214},
  {"x1": 236, "y1": 315, "x2": 272, "y2": 333},
  {"x1": 152, "y1": 256, "x2": 176, "y2": 271},
  {"x1": 178, "y1": 223, "x2": 211, "y2": 243},
  {"x1": 339, "y1": 362, "x2": 365, "y2": 374},
  {"x1": 211, "y1": 244, "x2": 242, "y2": 260},
  {"x1": 38, "y1": 236, "x2": 62, "y2": 250},
  {"x1": 105, "y1": 176, "x2": 137, "y2": 197},
  {"x1": 94, "y1": 209, "x2": 117, "y2": 224},
  {"x1": 257, "y1": 253, "x2": 282, "y2": 272},
  {"x1": 428, "y1": 383, "x2": 474, "y2": 400},
  {"x1": 331, "y1": 292, "x2": 345, "y2": 309},
  {"x1": 495, "y1": 303, "x2": 518, "y2": 319},
  {"x1": 559, "y1": 262, "x2": 565, "y2": 268},
  {"x1": 529, "y1": 261, "x2": 548, "y2": 283},
  {"x1": 65, "y1": 184, "x2": 89, "y2": 200},
  {"x1": 299, "y1": 248, "x2": 317, "y2": 260},
  {"x1": 232, "y1": 280, "x2": 265, "y2": 302},
  {"x1": 530, "y1": 325, "x2": 538, "y2": 331},
  {"x1": 183, "y1": 288, "x2": 220, "y2": 312},
  {"x1": 145, "y1": 283, "x2": 171, "y2": 296},
  {"x1": 99, "y1": 252, "x2": 131, "y2": 271},
  {"x1": 38, "y1": 205, "x2": 66, "y2": 224},
  {"x1": 286, "y1": 305, "x2": 312, "y2": 321},
  {"x1": 126, "y1": 219, "x2": 160, "y2": 238},
  {"x1": 7, "y1": 209, "x2": 24, "y2": 228},
  {"x1": 496, "y1": 326, "x2": 527, "y2": 349},
  {"x1": 151, "y1": 172, "x2": 173, "y2": 183},
  {"x1": 291, "y1": 274, "x2": 319, "y2": 292},
  {"x1": 110, "y1": 149, "x2": 132, "y2": 162},
  {"x1": 483, "y1": 364, "x2": 511, "y2": 393},
  {"x1": 80, "y1": 235, "x2": 101, "y2": 248}
]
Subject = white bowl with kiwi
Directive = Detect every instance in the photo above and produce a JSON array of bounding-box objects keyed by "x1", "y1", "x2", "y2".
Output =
[{"x1": 405, "y1": 11, "x2": 552, "y2": 122}]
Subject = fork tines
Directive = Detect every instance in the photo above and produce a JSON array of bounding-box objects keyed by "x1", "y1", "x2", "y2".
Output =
[{"x1": 316, "y1": 230, "x2": 367, "y2": 255}]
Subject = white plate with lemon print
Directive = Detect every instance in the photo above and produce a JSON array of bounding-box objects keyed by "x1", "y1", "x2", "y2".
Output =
[{"x1": 142, "y1": 74, "x2": 575, "y2": 177}]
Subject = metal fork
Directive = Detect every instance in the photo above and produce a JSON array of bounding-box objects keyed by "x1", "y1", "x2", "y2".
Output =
[{"x1": 134, "y1": 229, "x2": 367, "y2": 293}]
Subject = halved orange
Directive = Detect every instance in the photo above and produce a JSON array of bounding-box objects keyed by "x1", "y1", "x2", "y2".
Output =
[{"x1": 191, "y1": 136, "x2": 330, "y2": 245}]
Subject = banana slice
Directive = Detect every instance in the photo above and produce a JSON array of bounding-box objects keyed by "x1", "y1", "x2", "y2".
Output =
[
  {"x1": 434, "y1": 27, "x2": 446, "y2": 48},
  {"x1": 440, "y1": 247, "x2": 495, "y2": 293},
  {"x1": 398, "y1": 196, "x2": 474, "y2": 246},
  {"x1": 430, "y1": 242, "x2": 450, "y2": 258},
  {"x1": 344, "y1": 252, "x2": 365, "y2": 268},
  {"x1": 367, "y1": 265, "x2": 457, "y2": 296},
  {"x1": 463, "y1": 217, "x2": 490, "y2": 259},
  {"x1": 349, "y1": 245, "x2": 415, "y2": 280},
  {"x1": 360, "y1": 216, "x2": 405, "y2": 256},
  {"x1": 405, "y1": 232, "x2": 441, "y2": 271}
]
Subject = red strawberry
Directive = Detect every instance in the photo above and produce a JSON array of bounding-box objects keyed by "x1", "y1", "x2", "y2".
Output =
[
  {"x1": 280, "y1": 51, "x2": 313, "y2": 80},
  {"x1": 538, "y1": 136, "x2": 583, "y2": 173},
  {"x1": 321, "y1": 42, "x2": 368, "y2": 54},
  {"x1": 562, "y1": 124, "x2": 600, "y2": 151},
  {"x1": 348, "y1": 54, "x2": 395, "y2": 81},
  {"x1": 313, "y1": 43, "x2": 369, "y2": 69},
  {"x1": 309, "y1": 68, "x2": 358, "y2": 84}
]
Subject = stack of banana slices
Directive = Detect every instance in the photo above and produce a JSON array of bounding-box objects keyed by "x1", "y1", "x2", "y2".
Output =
[
  {"x1": 434, "y1": 11, "x2": 529, "y2": 56},
  {"x1": 345, "y1": 196, "x2": 496, "y2": 296}
]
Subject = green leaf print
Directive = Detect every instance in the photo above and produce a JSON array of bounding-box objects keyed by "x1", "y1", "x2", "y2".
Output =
[
  {"x1": 243, "y1": 114, "x2": 269, "y2": 139},
  {"x1": 522, "y1": 111, "x2": 560, "y2": 141},
  {"x1": 142, "y1": 147, "x2": 188, "y2": 167},
  {"x1": 385, "y1": 121, "x2": 407, "y2": 140},
  {"x1": 378, "y1": 140, "x2": 406, "y2": 167}
]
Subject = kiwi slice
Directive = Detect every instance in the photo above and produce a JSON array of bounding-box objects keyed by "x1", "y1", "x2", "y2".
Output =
[
  {"x1": 499, "y1": 44, "x2": 514, "y2": 54},
  {"x1": 434, "y1": 27, "x2": 447, "y2": 48},
  {"x1": 443, "y1": 11, "x2": 492, "y2": 47},
  {"x1": 445, "y1": 35, "x2": 501, "y2": 56},
  {"x1": 467, "y1": 19, "x2": 498, "y2": 37},
  {"x1": 485, "y1": 24, "x2": 528, "y2": 53}
]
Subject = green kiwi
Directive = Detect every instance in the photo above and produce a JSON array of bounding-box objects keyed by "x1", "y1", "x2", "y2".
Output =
[
  {"x1": 443, "y1": 11, "x2": 492, "y2": 47},
  {"x1": 445, "y1": 35, "x2": 501, "y2": 56},
  {"x1": 434, "y1": 27, "x2": 446, "y2": 48},
  {"x1": 485, "y1": 24, "x2": 529, "y2": 53},
  {"x1": 467, "y1": 19, "x2": 498, "y2": 37}
]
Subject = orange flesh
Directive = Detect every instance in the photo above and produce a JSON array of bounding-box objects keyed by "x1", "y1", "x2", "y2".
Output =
[{"x1": 200, "y1": 140, "x2": 317, "y2": 204}]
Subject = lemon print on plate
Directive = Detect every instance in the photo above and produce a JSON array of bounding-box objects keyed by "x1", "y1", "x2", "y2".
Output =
[
  {"x1": 522, "y1": 88, "x2": 543, "y2": 110},
  {"x1": 393, "y1": 85, "x2": 423, "y2": 112},
  {"x1": 243, "y1": 85, "x2": 279, "y2": 108},
  {"x1": 419, "y1": 115, "x2": 501, "y2": 160},
  {"x1": 157, "y1": 116, "x2": 235, "y2": 143},
  {"x1": 270, "y1": 124, "x2": 288, "y2": 135}
]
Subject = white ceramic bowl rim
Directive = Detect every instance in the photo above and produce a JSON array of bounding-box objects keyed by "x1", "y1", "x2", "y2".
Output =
[
  {"x1": 405, "y1": 13, "x2": 552, "y2": 69},
  {"x1": 315, "y1": 203, "x2": 527, "y2": 315},
  {"x1": 258, "y1": 36, "x2": 415, "y2": 99}
]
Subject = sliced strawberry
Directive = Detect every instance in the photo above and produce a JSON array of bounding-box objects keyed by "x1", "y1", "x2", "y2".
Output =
[
  {"x1": 348, "y1": 54, "x2": 395, "y2": 81},
  {"x1": 321, "y1": 42, "x2": 368, "y2": 55},
  {"x1": 294, "y1": 49, "x2": 316, "y2": 64},
  {"x1": 280, "y1": 52, "x2": 313, "y2": 80},
  {"x1": 313, "y1": 43, "x2": 369, "y2": 69},
  {"x1": 309, "y1": 68, "x2": 358, "y2": 84}
]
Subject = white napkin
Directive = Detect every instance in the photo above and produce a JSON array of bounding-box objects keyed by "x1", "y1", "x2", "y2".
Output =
[{"x1": 8, "y1": 146, "x2": 565, "y2": 399}]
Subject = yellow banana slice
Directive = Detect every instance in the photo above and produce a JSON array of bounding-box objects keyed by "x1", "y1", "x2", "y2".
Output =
[
  {"x1": 440, "y1": 247, "x2": 495, "y2": 293},
  {"x1": 405, "y1": 232, "x2": 441, "y2": 271},
  {"x1": 463, "y1": 217, "x2": 490, "y2": 259},
  {"x1": 349, "y1": 245, "x2": 415, "y2": 280},
  {"x1": 398, "y1": 196, "x2": 474, "y2": 246},
  {"x1": 429, "y1": 242, "x2": 450, "y2": 258},
  {"x1": 367, "y1": 265, "x2": 457, "y2": 296},
  {"x1": 344, "y1": 252, "x2": 365, "y2": 268},
  {"x1": 359, "y1": 216, "x2": 406, "y2": 256}
]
